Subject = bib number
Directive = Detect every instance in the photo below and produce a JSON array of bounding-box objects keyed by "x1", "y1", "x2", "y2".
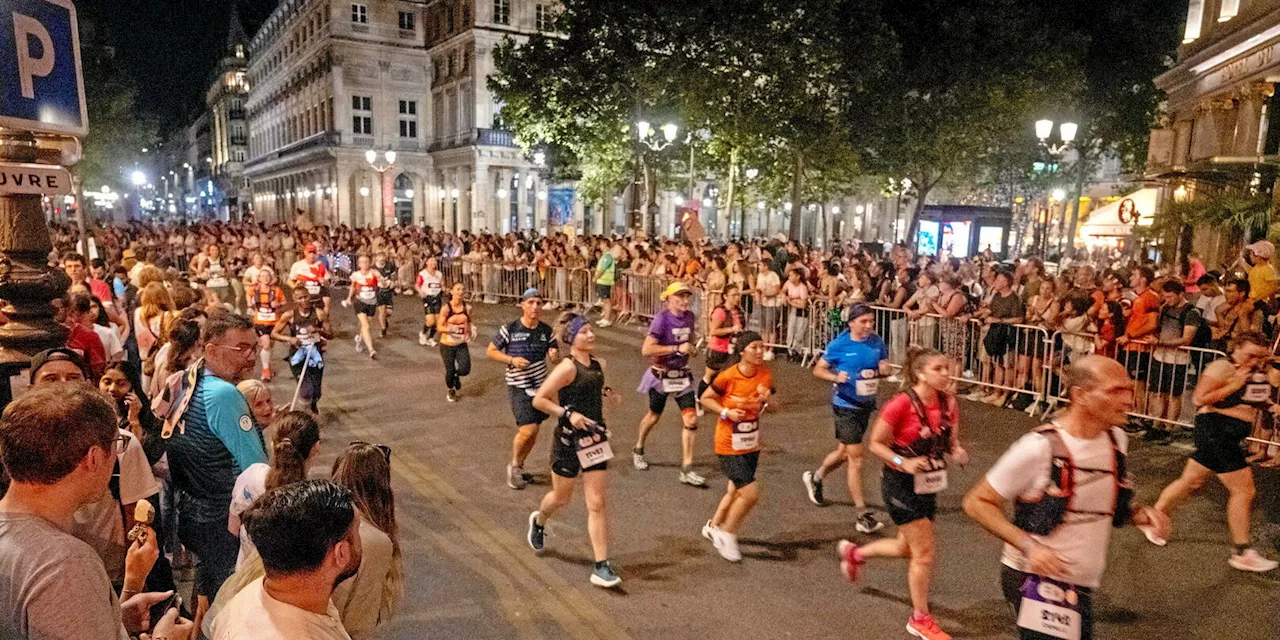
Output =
[
  {"x1": 358, "y1": 286, "x2": 377, "y2": 303},
  {"x1": 732, "y1": 421, "x2": 759, "y2": 451},
  {"x1": 257, "y1": 308, "x2": 276, "y2": 323},
  {"x1": 1243, "y1": 382, "x2": 1270, "y2": 403},
  {"x1": 855, "y1": 377, "x2": 879, "y2": 396},
  {"x1": 1016, "y1": 575, "x2": 1082, "y2": 640},
  {"x1": 662, "y1": 376, "x2": 691, "y2": 394},
  {"x1": 305, "y1": 282, "x2": 321, "y2": 295},
  {"x1": 575, "y1": 431, "x2": 614, "y2": 468},
  {"x1": 913, "y1": 465, "x2": 948, "y2": 494},
  {"x1": 297, "y1": 328, "x2": 318, "y2": 346}
]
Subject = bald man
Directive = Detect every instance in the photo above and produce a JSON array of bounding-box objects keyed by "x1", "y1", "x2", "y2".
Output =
[{"x1": 964, "y1": 356, "x2": 1169, "y2": 640}]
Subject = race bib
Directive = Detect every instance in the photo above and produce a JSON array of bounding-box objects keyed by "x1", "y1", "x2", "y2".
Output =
[
  {"x1": 358, "y1": 286, "x2": 377, "y2": 303},
  {"x1": 732, "y1": 421, "x2": 759, "y2": 451},
  {"x1": 575, "y1": 430, "x2": 614, "y2": 468},
  {"x1": 257, "y1": 308, "x2": 276, "y2": 323},
  {"x1": 449, "y1": 324, "x2": 467, "y2": 340},
  {"x1": 855, "y1": 377, "x2": 879, "y2": 396},
  {"x1": 662, "y1": 376, "x2": 691, "y2": 394},
  {"x1": 305, "y1": 281, "x2": 321, "y2": 295},
  {"x1": 1243, "y1": 382, "x2": 1270, "y2": 403},
  {"x1": 426, "y1": 282, "x2": 441, "y2": 294},
  {"x1": 914, "y1": 467, "x2": 948, "y2": 494},
  {"x1": 207, "y1": 276, "x2": 228, "y2": 288},
  {"x1": 297, "y1": 328, "x2": 318, "y2": 346},
  {"x1": 1016, "y1": 575, "x2": 1082, "y2": 640}
]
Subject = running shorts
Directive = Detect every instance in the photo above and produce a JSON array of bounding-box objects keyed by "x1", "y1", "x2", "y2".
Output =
[
  {"x1": 648, "y1": 386, "x2": 697, "y2": 415},
  {"x1": 719, "y1": 451, "x2": 760, "y2": 489},
  {"x1": 509, "y1": 385, "x2": 549, "y2": 426},
  {"x1": 882, "y1": 467, "x2": 937, "y2": 526},
  {"x1": 833, "y1": 405, "x2": 873, "y2": 445},
  {"x1": 1191, "y1": 411, "x2": 1251, "y2": 474}
]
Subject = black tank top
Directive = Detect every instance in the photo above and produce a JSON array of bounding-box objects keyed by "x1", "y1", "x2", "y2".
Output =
[
  {"x1": 1213, "y1": 364, "x2": 1272, "y2": 409},
  {"x1": 560, "y1": 357, "x2": 604, "y2": 424},
  {"x1": 291, "y1": 309, "x2": 323, "y2": 353}
]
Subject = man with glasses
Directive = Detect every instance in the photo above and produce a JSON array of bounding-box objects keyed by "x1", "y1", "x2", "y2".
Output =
[
  {"x1": 488, "y1": 288, "x2": 557, "y2": 489},
  {"x1": 164, "y1": 311, "x2": 268, "y2": 631}
]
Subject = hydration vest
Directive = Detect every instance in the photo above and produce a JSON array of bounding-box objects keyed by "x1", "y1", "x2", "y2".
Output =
[{"x1": 1011, "y1": 425, "x2": 1134, "y2": 537}]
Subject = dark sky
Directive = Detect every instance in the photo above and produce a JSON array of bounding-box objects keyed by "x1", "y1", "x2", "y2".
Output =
[{"x1": 77, "y1": 0, "x2": 279, "y2": 130}]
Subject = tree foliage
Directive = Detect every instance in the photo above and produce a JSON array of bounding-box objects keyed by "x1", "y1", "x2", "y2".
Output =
[{"x1": 76, "y1": 22, "x2": 159, "y2": 193}]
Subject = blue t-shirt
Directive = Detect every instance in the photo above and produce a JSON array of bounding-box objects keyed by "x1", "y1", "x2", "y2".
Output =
[
  {"x1": 166, "y1": 370, "x2": 268, "y2": 523},
  {"x1": 823, "y1": 330, "x2": 889, "y2": 409}
]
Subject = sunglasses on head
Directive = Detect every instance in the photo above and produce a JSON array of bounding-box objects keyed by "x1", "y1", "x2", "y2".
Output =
[{"x1": 351, "y1": 440, "x2": 392, "y2": 463}]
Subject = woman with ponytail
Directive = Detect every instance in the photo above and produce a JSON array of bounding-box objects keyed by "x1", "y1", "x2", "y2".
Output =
[
  {"x1": 226, "y1": 410, "x2": 322, "y2": 569},
  {"x1": 331, "y1": 442, "x2": 404, "y2": 636}
]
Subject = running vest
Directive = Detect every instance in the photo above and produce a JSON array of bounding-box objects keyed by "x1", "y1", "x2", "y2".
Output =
[
  {"x1": 352, "y1": 270, "x2": 379, "y2": 304},
  {"x1": 1012, "y1": 425, "x2": 1134, "y2": 536},
  {"x1": 441, "y1": 301, "x2": 470, "y2": 345},
  {"x1": 892, "y1": 389, "x2": 954, "y2": 461},
  {"x1": 206, "y1": 257, "x2": 228, "y2": 288},
  {"x1": 251, "y1": 286, "x2": 279, "y2": 325}
]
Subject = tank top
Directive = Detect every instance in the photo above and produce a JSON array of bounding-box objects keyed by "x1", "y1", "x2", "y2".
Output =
[
  {"x1": 559, "y1": 357, "x2": 604, "y2": 424},
  {"x1": 1212, "y1": 365, "x2": 1272, "y2": 409},
  {"x1": 419, "y1": 270, "x2": 443, "y2": 298},
  {"x1": 206, "y1": 257, "x2": 228, "y2": 288},
  {"x1": 441, "y1": 301, "x2": 470, "y2": 346},
  {"x1": 709, "y1": 306, "x2": 744, "y2": 353},
  {"x1": 291, "y1": 309, "x2": 323, "y2": 353},
  {"x1": 251, "y1": 286, "x2": 280, "y2": 325},
  {"x1": 376, "y1": 263, "x2": 396, "y2": 288}
]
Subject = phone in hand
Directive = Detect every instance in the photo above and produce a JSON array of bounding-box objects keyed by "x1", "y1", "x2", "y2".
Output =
[{"x1": 149, "y1": 592, "x2": 184, "y2": 629}]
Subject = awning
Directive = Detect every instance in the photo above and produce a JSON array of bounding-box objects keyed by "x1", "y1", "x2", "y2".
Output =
[{"x1": 1079, "y1": 188, "x2": 1159, "y2": 239}]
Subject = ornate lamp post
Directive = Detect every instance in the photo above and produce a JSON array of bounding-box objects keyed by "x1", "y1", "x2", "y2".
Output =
[{"x1": 365, "y1": 149, "x2": 396, "y2": 228}]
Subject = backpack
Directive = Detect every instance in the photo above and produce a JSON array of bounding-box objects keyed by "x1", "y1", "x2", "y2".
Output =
[{"x1": 1168, "y1": 304, "x2": 1210, "y2": 349}]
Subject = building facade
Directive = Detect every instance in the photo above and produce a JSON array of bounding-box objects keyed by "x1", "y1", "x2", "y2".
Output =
[{"x1": 206, "y1": 12, "x2": 252, "y2": 220}]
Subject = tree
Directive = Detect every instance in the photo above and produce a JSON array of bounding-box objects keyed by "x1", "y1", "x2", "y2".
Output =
[{"x1": 76, "y1": 18, "x2": 158, "y2": 195}]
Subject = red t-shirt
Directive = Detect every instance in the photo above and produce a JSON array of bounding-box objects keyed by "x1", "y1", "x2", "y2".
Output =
[
  {"x1": 64, "y1": 322, "x2": 106, "y2": 380},
  {"x1": 878, "y1": 391, "x2": 958, "y2": 455}
]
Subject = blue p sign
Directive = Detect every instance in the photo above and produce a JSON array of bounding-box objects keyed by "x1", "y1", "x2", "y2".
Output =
[{"x1": 0, "y1": 0, "x2": 87, "y2": 137}]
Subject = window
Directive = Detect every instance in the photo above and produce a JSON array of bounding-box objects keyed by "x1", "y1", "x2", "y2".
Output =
[
  {"x1": 1184, "y1": 0, "x2": 1204, "y2": 42},
  {"x1": 399, "y1": 100, "x2": 417, "y2": 116},
  {"x1": 493, "y1": 0, "x2": 510, "y2": 25},
  {"x1": 352, "y1": 95, "x2": 373, "y2": 135},
  {"x1": 447, "y1": 54, "x2": 454, "y2": 77},
  {"x1": 400, "y1": 100, "x2": 418, "y2": 139},
  {"x1": 462, "y1": 51, "x2": 471, "y2": 73},
  {"x1": 399, "y1": 11, "x2": 415, "y2": 30},
  {"x1": 447, "y1": 5, "x2": 455, "y2": 32},
  {"x1": 462, "y1": 4, "x2": 470, "y2": 26},
  {"x1": 1219, "y1": 0, "x2": 1239, "y2": 22},
  {"x1": 351, "y1": 3, "x2": 367, "y2": 24},
  {"x1": 232, "y1": 150, "x2": 246, "y2": 162},
  {"x1": 536, "y1": 4, "x2": 551, "y2": 31}
]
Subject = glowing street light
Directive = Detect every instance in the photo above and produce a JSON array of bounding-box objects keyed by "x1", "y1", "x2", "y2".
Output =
[{"x1": 131, "y1": 171, "x2": 146, "y2": 186}]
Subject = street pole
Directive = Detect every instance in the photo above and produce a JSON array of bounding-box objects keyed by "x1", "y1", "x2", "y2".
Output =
[{"x1": 1062, "y1": 149, "x2": 1089, "y2": 259}]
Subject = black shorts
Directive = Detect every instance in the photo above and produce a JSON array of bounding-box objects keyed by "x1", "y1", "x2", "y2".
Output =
[
  {"x1": 984, "y1": 324, "x2": 1015, "y2": 359},
  {"x1": 833, "y1": 405, "x2": 873, "y2": 445},
  {"x1": 706, "y1": 349, "x2": 736, "y2": 372},
  {"x1": 882, "y1": 467, "x2": 937, "y2": 526},
  {"x1": 720, "y1": 451, "x2": 760, "y2": 489},
  {"x1": 647, "y1": 386, "x2": 698, "y2": 415},
  {"x1": 1000, "y1": 566, "x2": 1095, "y2": 640},
  {"x1": 422, "y1": 295, "x2": 443, "y2": 315},
  {"x1": 354, "y1": 301, "x2": 377, "y2": 317},
  {"x1": 596, "y1": 283, "x2": 612, "y2": 300},
  {"x1": 509, "y1": 385, "x2": 549, "y2": 426},
  {"x1": 551, "y1": 418, "x2": 608, "y2": 478},
  {"x1": 254, "y1": 324, "x2": 274, "y2": 337},
  {"x1": 1149, "y1": 359, "x2": 1188, "y2": 396},
  {"x1": 1191, "y1": 412, "x2": 1251, "y2": 474},
  {"x1": 1120, "y1": 349, "x2": 1151, "y2": 382},
  {"x1": 377, "y1": 289, "x2": 394, "y2": 307}
]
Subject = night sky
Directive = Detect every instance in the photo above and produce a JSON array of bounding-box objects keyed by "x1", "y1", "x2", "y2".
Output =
[{"x1": 77, "y1": 0, "x2": 279, "y2": 130}]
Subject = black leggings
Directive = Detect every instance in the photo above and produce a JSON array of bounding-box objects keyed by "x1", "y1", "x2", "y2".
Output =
[{"x1": 440, "y1": 343, "x2": 472, "y2": 390}]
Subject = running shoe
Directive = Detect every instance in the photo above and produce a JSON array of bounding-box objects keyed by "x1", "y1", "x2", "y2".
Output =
[
  {"x1": 447, "y1": 389, "x2": 457, "y2": 403},
  {"x1": 886, "y1": 374, "x2": 901, "y2": 383},
  {"x1": 261, "y1": 367, "x2": 272, "y2": 383},
  {"x1": 426, "y1": 337, "x2": 438, "y2": 347},
  {"x1": 679, "y1": 469, "x2": 707, "y2": 487},
  {"x1": 963, "y1": 390, "x2": 985, "y2": 402},
  {"x1": 906, "y1": 613, "x2": 951, "y2": 640},
  {"x1": 701, "y1": 520, "x2": 718, "y2": 542},
  {"x1": 507, "y1": 464, "x2": 527, "y2": 490},
  {"x1": 1229, "y1": 548, "x2": 1279, "y2": 573},
  {"x1": 836, "y1": 539, "x2": 864, "y2": 582},
  {"x1": 855, "y1": 511, "x2": 883, "y2": 534},
  {"x1": 418, "y1": 332, "x2": 429, "y2": 346},
  {"x1": 590, "y1": 561, "x2": 622, "y2": 588},
  {"x1": 762, "y1": 350, "x2": 775, "y2": 361},
  {"x1": 713, "y1": 529, "x2": 742, "y2": 562},
  {"x1": 696, "y1": 406, "x2": 705, "y2": 417},
  {"x1": 369, "y1": 350, "x2": 378, "y2": 360},
  {"x1": 632, "y1": 450, "x2": 649, "y2": 471},
  {"x1": 521, "y1": 472, "x2": 535, "y2": 484},
  {"x1": 526, "y1": 511, "x2": 545, "y2": 554},
  {"x1": 598, "y1": 319, "x2": 613, "y2": 328},
  {"x1": 802, "y1": 470, "x2": 825, "y2": 506},
  {"x1": 1137, "y1": 522, "x2": 1167, "y2": 547},
  {"x1": 354, "y1": 335, "x2": 365, "y2": 353}
]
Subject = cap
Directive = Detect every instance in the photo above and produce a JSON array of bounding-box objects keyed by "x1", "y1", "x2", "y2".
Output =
[
  {"x1": 660, "y1": 281, "x2": 693, "y2": 300},
  {"x1": 304, "y1": 243, "x2": 317, "y2": 253},
  {"x1": 29, "y1": 348, "x2": 88, "y2": 383},
  {"x1": 846, "y1": 303, "x2": 874, "y2": 322},
  {"x1": 122, "y1": 249, "x2": 137, "y2": 259},
  {"x1": 1247, "y1": 240, "x2": 1275, "y2": 260},
  {"x1": 521, "y1": 288, "x2": 541, "y2": 301},
  {"x1": 734, "y1": 331, "x2": 763, "y2": 356}
]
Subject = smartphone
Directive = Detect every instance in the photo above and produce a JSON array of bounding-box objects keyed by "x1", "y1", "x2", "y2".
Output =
[{"x1": 149, "y1": 592, "x2": 184, "y2": 629}]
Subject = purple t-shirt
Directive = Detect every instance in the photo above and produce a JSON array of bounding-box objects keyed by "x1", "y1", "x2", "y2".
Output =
[{"x1": 648, "y1": 309, "x2": 695, "y2": 370}]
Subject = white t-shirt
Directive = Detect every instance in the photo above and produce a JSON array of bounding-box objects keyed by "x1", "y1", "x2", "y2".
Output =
[
  {"x1": 757, "y1": 269, "x2": 782, "y2": 307},
  {"x1": 72, "y1": 429, "x2": 160, "y2": 582},
  {"x1": 92, "y1": 324, "x2": 125, "y2": 363},
  {"x1": 1196, "y1": 294, "x2": 1225, "y2": 324},
  {"x1": 985, "y1": 426, "x2": 1128, "y2": 589},
  {"x1": 212, "y1": 577, "x2": 351, "y2": 640},
  {"x1": 229, "y1": 463, "x2": 270, "y2": 570}
]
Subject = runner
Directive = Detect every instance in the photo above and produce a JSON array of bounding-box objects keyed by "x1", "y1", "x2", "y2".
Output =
[
  {"x1": 632, "y1": 281, "x2": 706, "y2": 487},
  {"x1": 288, "y1": 242, "x2": 331, "y2": 318},
  {"x1": 1147, "y1": 331, "x2": 1280, "y2": 572},
  {"x1": 247, "y1": 268, "x2": 285, "y2": 381},
  {"x1": 963, "y1": 355, "x2": 1170, "y2": 640},
  {"x1": 271, "y1": 284, "x2": 331, "y2": 413},
  {"x1": 374, "y1": 251, "x2": 398, "y2": 337},
  {"x1": 836, "y1": 347, "x2": 967, "y2": 640},
  {"x1": 346, "y1": 254, "x2": 383, "y2": 360},
  {"x1": 698, "y1": 283, "x2": 745, "y2": 415},
  {"x1": 487, "y1": 288, "x2": 558, "y2": 489},
  {"x1": 198, "y1": 243, "x2": 232, "y2": 306},
  {"x1": 438, "y1": 282, "x2": 476, "y2": 402},
  {"x1": 699, "y1": 331, "x2": 774, "y2": 562},
  {"x1": 416, "y1": 255, "x2": 445, "y2": 346},
  {"x1": 803, "y1": 303, "x2": 893, "y2": 534},
  {"x1": 525, "y1": 312, "x2": 622, "y2": 588}
]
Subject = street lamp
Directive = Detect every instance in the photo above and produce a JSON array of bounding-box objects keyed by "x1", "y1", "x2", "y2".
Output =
[
  {"x1": 131, "y1": 170, "x2": 146, "y2": 187},
  {"x1": 636, "y1": 121, "x2": 679, "y2": 151},
  {"x1": 1032, "y1": 119, "x2": 1078, "y2": 256}
]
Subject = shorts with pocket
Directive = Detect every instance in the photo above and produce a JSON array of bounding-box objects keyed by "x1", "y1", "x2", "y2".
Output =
[
  {"x1": 882, "y1": 467, "x2": 937, "y2": 526},
  {"x1": 719, "y1": 451, "x2": 760, "y2": 489},
  {"x1": 833, "y1": 404, "x2": 873, "y2": 445},
  {"x1": 509, "y1": 385, "x2": 549, "y2": 426}
]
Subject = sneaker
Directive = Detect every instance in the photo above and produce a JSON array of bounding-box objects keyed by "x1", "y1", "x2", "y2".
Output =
[
  {"x1": 906, "y1": 613, "x2": 951, "y2": 640},
  {"x1": 527, "y1": 511, "x2": 545, "y2": 554},
  {"x1": 426, "y1": 337, "x2": 438, "y2": 347},
  {"x1": 507, "y1": 464, "x2": 527, "y2": 490},
  {"x1": 418, "y1": 332, "x2": 429, "y2": 346},
  {"x1": 595, "y1": 318, "x2": 608, "y2": 327},
  {"x1": 521, "y1": 472, "x2": 536, "y2": 484},
  {"x1": 963, "y1": 390, "x2": 985, "y2": 401},
  {"x1": 679, "y1": 469, "x2": 707, "y2": 487},
  {"x1": 701, "y1": 520, "x2": 719, "y2": 542},
  {"x1": 632, "y1": 450, "x2": 649, "y2": 471},
  {"x1": 1229, "y1": 548, "x2": 1279, "y2": 573},
  {"x1": 598, "y1": 320, "x2": 613, "y2": 328},
  {"x1": 802, "y1": 470, "x2": 825, "y2": 506},
  {"x1": 1137, "y1": 522, "x2": 1167, "y2": 547},
  {"x1": 962, "y1": 370, "x2": 975, "y2": 380},
  {"x1": 887, "y1": 374, "x2": 901, "y2": 383},
  {"x1": 261, "y1": 368, "x2": 272, "y2": 382},
  {"x1": 762, "y1": 350, "x2": 775, "y2": 361},
  {"x1": 713, "y1": 529, "x2": 742, "y2": 562},
  {"x1": 354, "y1": 335, "x2": 365, "y2": 353},
  {"x1": 696, "y1": 406, "x2": 705, "y2": 417},
  {"x1": 836, "y1": 539, "x2": 864, "y2": 582},
  {"x1": 855, "y1": 511, "x2": 883, "y2": 534},
  {"x1": 591, "y1": 560, "x2": 622, "y2": 588},
  {"x1": 369, "y1": 350, "x2": 378, "y2": 360},
  {"x1": 447, "y1": 389, "x2": 457, "y2": 403}
]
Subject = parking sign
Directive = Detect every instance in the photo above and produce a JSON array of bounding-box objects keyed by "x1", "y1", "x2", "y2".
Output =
[{"x1": 0, "y1": 0, "x2": 87, "y2": 137}]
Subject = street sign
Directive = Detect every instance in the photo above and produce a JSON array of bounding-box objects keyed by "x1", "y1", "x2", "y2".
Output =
[
  {"x1": 0, "y1": 0, "x2": 87, "y2": 137},
  {"x1": 0, "y1": 161, "x2": 72, "y2": 194}
]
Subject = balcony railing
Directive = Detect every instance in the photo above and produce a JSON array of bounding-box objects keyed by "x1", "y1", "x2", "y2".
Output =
[
  {"x1": 476, "y1": 128, "x2": 517, "y2": 148},
  {"x1": 228, "y1": 109, "x2": 246, "y2": 120}
]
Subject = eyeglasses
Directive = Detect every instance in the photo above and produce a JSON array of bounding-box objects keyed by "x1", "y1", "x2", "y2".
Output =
[
  {"x1": 211, "y1": 342, "x2": 262, "y2": 356},
  {"x1": 109, "y1": 433, "x2": 128, "y2": 456},
  {"x1": 351, "y1": 440, "x2": 392, "y2": 463}
]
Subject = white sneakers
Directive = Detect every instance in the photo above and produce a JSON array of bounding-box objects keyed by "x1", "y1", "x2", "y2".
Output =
[
  {"x1": 701, "y1": 520, "x2": 741, "y2": 562},
  {"x1": 701, "y1": 520, "x2": 717, "y2": 541},
  {"x1": 1138, "y1": 523, "x2": 1167, "y2": 547},
  {"x1": 1229, "y1": 548, "x2": 1279, "y2": 573},
  {"x1": 418, "y1": 332, "x2": 428, "y2": 346}
]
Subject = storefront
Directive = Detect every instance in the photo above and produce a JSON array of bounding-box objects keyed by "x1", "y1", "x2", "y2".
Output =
[
  {"x1": 915, "y1": 205, "x2": 1011, "y2": 259},
  {"x1": 1078, "y1": 187, "x2": 1159, "y2": 248}
]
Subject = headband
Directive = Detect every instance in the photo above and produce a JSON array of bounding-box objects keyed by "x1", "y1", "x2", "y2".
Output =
[{"x1": 565, "y1": 315, "x2": 588, "y2": 346}]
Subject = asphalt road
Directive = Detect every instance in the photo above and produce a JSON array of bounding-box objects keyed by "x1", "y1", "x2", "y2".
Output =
[{"x1": 277, "y1": 295, "x2": 1280, "y2": 640}]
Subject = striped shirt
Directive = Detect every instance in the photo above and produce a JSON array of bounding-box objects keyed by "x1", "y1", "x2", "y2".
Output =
[{"x1": 492, "y1": 319, "x2": 555, "y2": 389}]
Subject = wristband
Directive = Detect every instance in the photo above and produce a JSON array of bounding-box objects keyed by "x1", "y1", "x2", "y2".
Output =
[
  {"x1": 892, "y1": 455, "x2": 904, "y2": 467},
  {"x1": 720, "y1": 408, "x2": 729, "y2": 420}
]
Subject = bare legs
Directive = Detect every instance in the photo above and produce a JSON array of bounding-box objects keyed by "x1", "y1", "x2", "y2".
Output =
[
  {"x1": 814, "y1": 443, "x2": 867, "y2": 509},
  {"x1": 536, "y1": 471, "x2": 609, "y2": 561},
  {"x1": 858, "y1": 519, "x2": 937, "y2": 617}
]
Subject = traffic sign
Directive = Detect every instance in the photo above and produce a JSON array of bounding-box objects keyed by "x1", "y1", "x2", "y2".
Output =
[
  {"x1": 0, "y1": 161, "x2": 72, "y2": 194},
  {"x1": 0, "y1": 0, "x2": 87, "y2": 137}
]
